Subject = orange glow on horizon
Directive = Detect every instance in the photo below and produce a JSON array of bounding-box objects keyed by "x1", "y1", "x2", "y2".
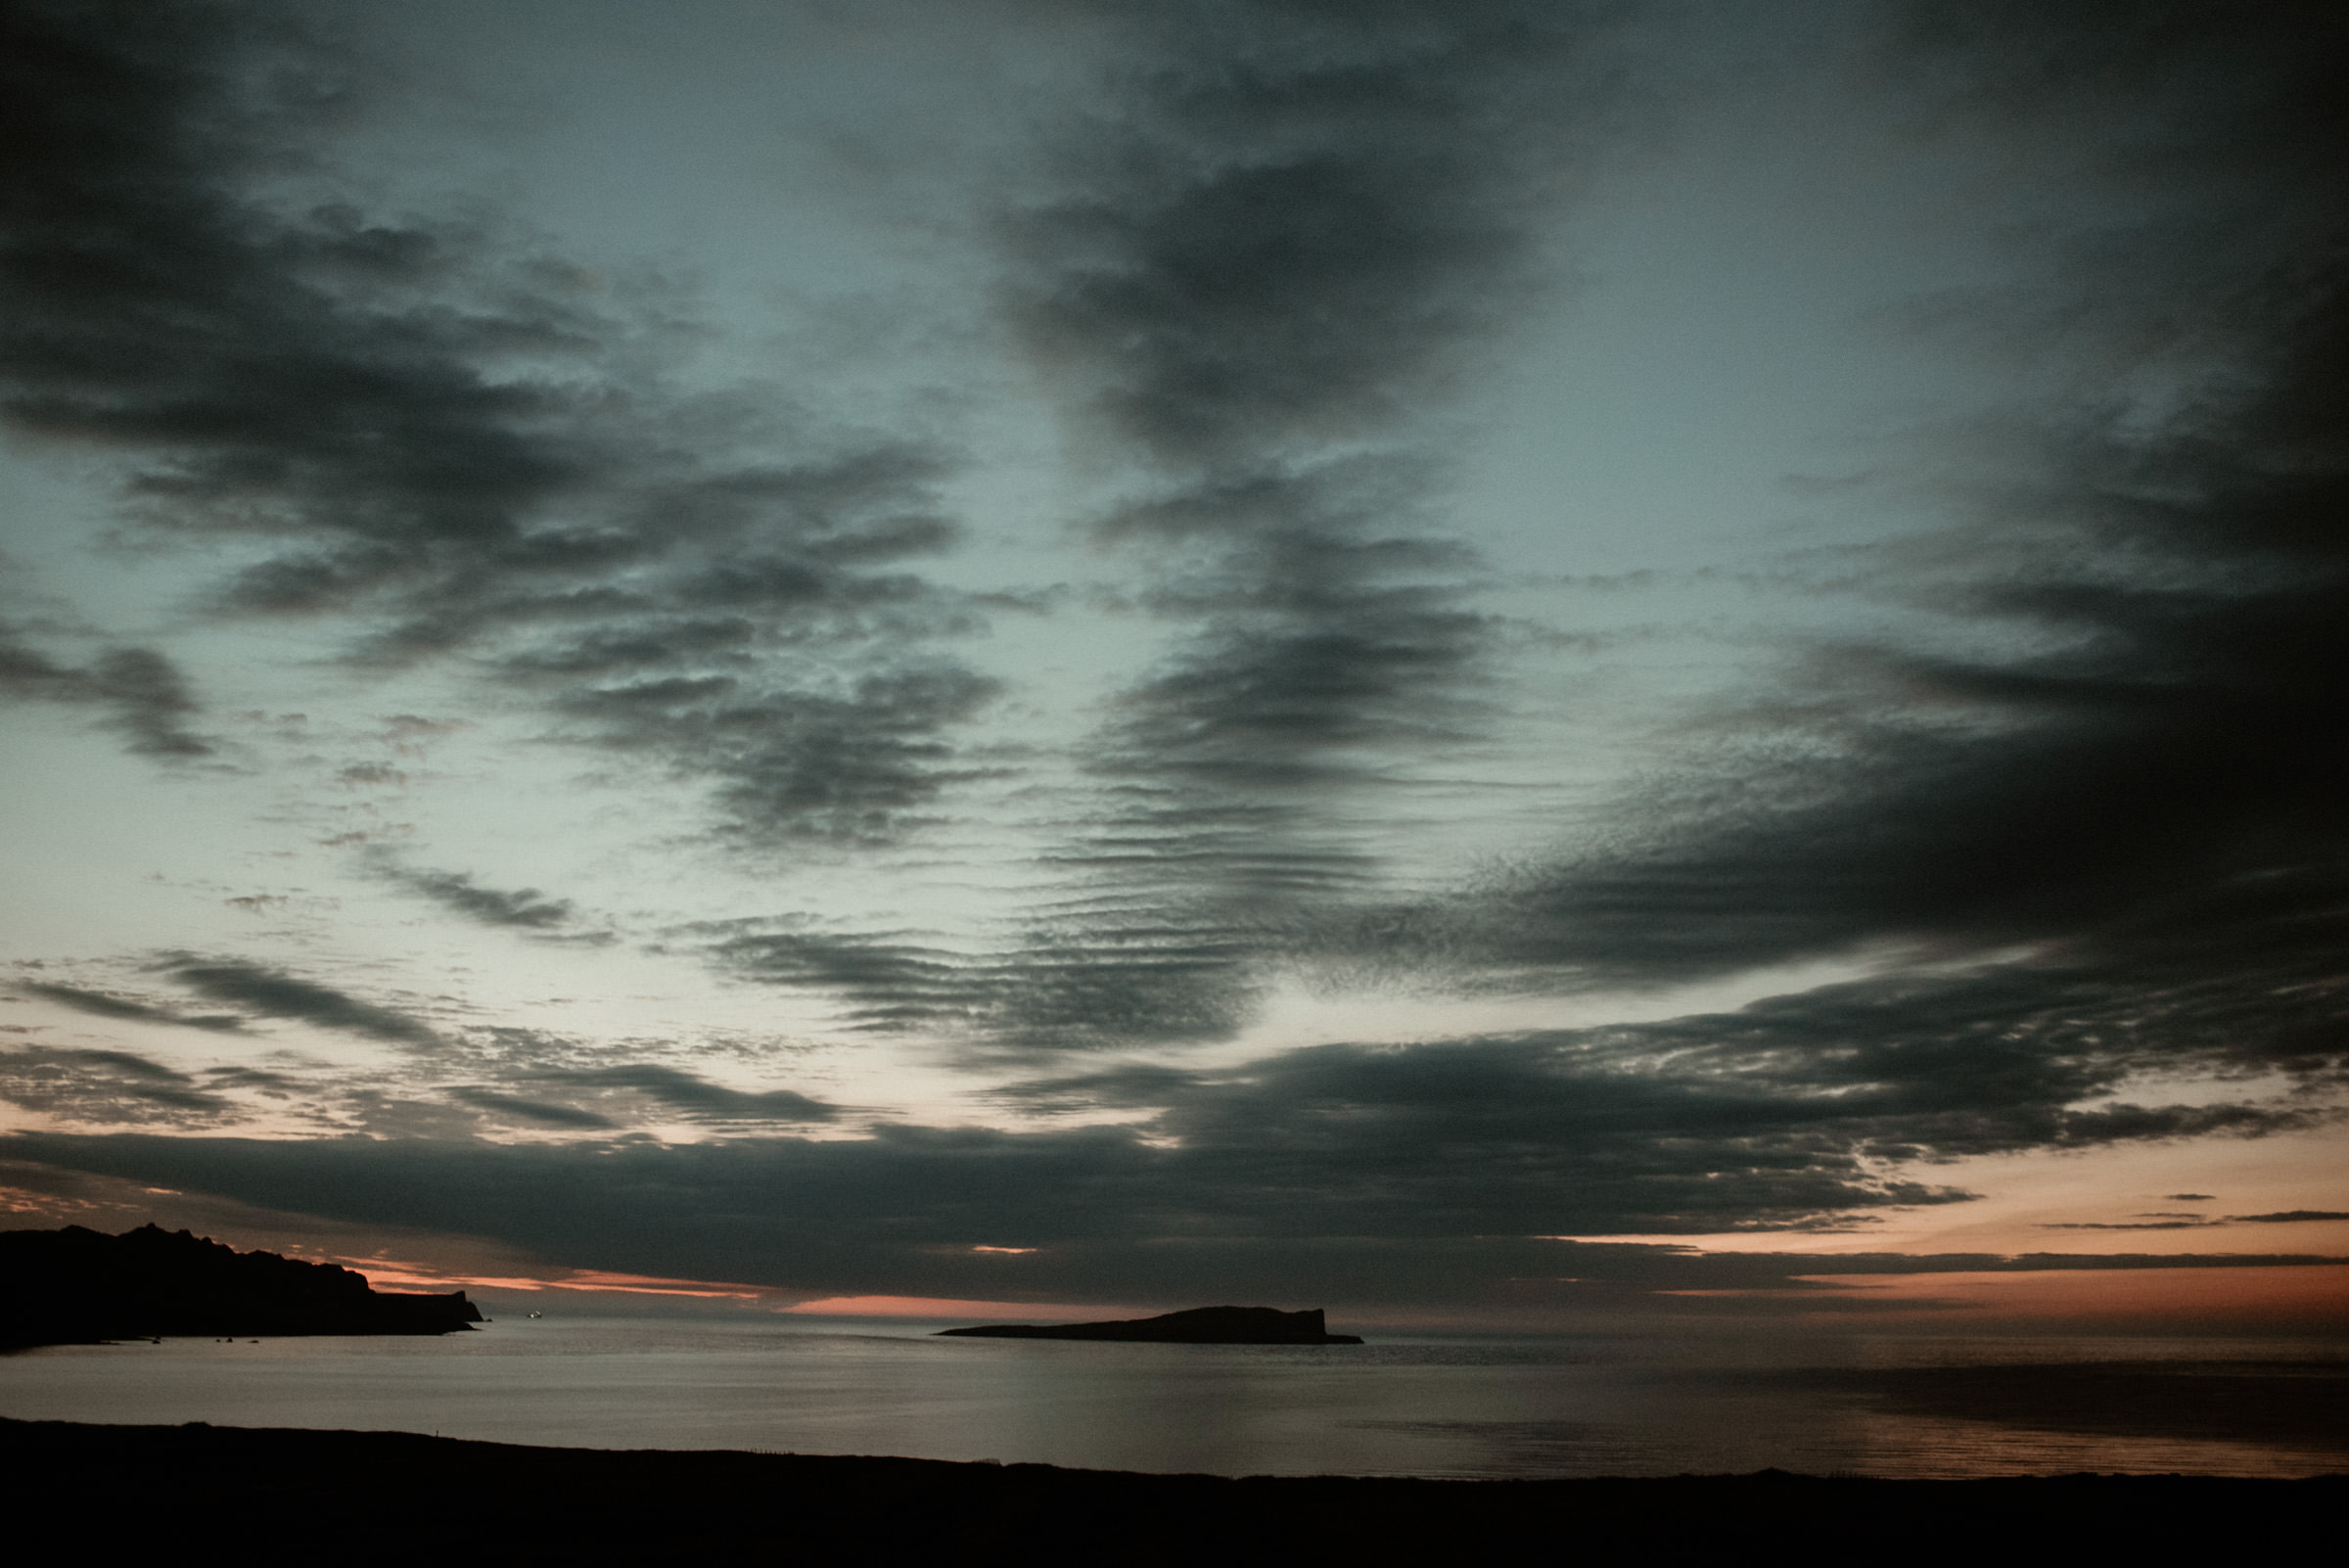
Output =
[
  {"x1": 338, "y1": 1255, "x2": 767, "y2": 1301},
  {"x1": 1774, "y1": 1264, "x2": 2349, "y2": 1327}
]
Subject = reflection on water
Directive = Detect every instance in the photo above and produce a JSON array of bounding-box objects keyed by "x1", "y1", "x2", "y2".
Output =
[{"x1": 2, "y1": 1318, "x2": 2342, "y2": 1479}]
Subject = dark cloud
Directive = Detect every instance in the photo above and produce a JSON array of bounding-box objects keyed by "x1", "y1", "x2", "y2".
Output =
[
  {"x1": 0, "y1": 623, "x2": 212, "y2": 758},
  {"x1": 2044, "y1": 1210, "x2": 2349, "y2": 1231},
  {"x1": 200, "y1": 1065, "x2": 297, "y2": 1093},
  {"x1": 1284, "y1": 2, "x2": 2349, "y2": 1126},
  {"x1": 444, "y1": 1085, "x2": 616, "y2": 1131},
  {"x1": 361, "y1": 853, "x2": 578, "y2": 933},
  {"x1": 1005, "y1": 1, "x2": 1588, "y2": 465},
  {"x1": 28, "y1": 951, "x2": 2324, "y2": 1291},
  {"x1": 692, "y1": 2, "x2": 2349, "y2": 1085},
  {"x1": 942, "y1": 3, "x2": 1610, "y2": 1047},
  {"x1": 0, "y1": 0, "x2": 991, "y2": 845},
  {"x1": 419, "y1": 1025, "x2": 839, "y2": 1126},
  {"x1": 14, "y1": 982, "x2": 246, "y2": 1033},
  {"x1": 0, "y1": 1047, "x2": 235, "y2": 1126},
  {"x1": 2039, "y1": 1211, "x2": 2349, "y2": 1239},
  {"x1": 799, "y1": 944, "x2": 2332, "y2": 1268},
  {"x1": 984, "y1": 980, "x2": 2327, "y2": 1236},
  {"x1": 554, "y1": 662, "x2": 999, "y2": 848},
  {"x1": 992, "y1": 484, "x2": 1497, "y2": 1047},
  {"x1": 83, "y1": 647, "x2": 210, "y2": 757},
  {"x1": 3, "y1": 1128, "x2": 2337, "y2": 1310},
  {"x1": 534, "y1": 1065, "x2": 838, "y2": 1127},
  {"x1": 163, "y1": 957, "x2": 441, "y2": 1049},
  {"x1": 708, "y1": 926, "x2": 977, "y2": 1033}
]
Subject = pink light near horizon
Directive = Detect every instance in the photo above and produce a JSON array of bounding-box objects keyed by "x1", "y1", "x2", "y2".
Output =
[{"x1": 339, "y1": 1254, "x2": 767, "y2": 1301}]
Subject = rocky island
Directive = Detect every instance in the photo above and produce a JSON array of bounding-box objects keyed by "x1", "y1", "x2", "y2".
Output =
[
  {"x1": 0, "y1": 1222, "x2": 482, "y2": 1348},
  {"x1": 938, "y1": 1306, "x2": 1362, "y2": 1344}
]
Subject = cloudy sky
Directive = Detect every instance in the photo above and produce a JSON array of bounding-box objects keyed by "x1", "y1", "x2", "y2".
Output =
[{"x1": 3, "y1": 0, "x2": 2344, "y2": 1329}]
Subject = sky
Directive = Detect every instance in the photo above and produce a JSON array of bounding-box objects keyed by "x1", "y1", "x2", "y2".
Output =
[{"x1": 1, "y1": 0, "x2": 2344, "y2": 1333}]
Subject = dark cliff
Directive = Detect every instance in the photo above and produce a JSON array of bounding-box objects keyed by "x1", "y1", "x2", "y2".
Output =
[
  {"x1": 939, "y1": 1306, "x2": 1362, "y2": 1344},
  {"x1": 0, "y1": 1223, "x2": 482, "y2": 1348}
]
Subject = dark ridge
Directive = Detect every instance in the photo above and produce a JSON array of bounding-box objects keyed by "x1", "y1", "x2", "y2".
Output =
[
  {"x1": 0, "y1": 1223, "x2": 481, "y2": 1348},
  {"x1": 938, "y1": 1306, "x2": 1362, "y2": 1344},
  {"x1": 0, "y1": 1419, "x2": 2338, "y2": 1559}
]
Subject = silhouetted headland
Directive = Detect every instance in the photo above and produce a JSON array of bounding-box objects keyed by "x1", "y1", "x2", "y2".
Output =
[
  {"x1": 939, "y1": 1306, "x2": 1362, "y2": 1344},
  {"x1": 0, "y1": 1222, "x2": 481, "y2": 1348}
]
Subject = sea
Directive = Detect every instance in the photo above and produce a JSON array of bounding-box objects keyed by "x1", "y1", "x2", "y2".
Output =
[{"x1": 4, "y1": 1316, "x2": 2344, "y2": 1479}]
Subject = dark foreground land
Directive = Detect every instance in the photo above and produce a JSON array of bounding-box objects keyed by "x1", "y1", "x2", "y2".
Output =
[{"x1": 2, "y1": 1418, "x2": 2335, "y2": 1563}]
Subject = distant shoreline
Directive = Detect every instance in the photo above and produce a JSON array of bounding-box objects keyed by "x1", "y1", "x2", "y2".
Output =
[{"x1": 2, "y1": 1417, "x2": 2337, "y2": 1557}]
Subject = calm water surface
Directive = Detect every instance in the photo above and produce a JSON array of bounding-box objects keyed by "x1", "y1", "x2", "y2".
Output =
[{"x1": 4, "y1": 1316, "x2": 2343, "y2": 1479}]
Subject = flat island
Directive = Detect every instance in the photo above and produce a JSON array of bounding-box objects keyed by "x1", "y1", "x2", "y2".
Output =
[
  {"x1": 938, "y1": 1306, "x2": 1362, "y2": 1344},
  {"x1": 0, "y1": 1222, "x2": 482, "y2": 1348}
]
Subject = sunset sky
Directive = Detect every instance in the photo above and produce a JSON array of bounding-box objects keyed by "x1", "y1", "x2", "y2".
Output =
[{"x1": 3, "y1": 0, "x2": 2344, "y2": 1332}]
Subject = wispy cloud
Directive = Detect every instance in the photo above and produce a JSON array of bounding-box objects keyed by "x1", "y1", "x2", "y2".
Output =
[
  {"x1": 15, "y1": 982, "x2": 246, "y2": 1034},
  {"x1": 444, "y1": 1085, "x2": 616, "y2": 1131},
  {"x1": 0, "y1": 1047, "x2": 237, "y2": 1127},
  {"x1": 896, "y1": 1, "x2": 1618, "y2": 1047},
  {"x1": 0, "y1": 0, "x2": 992, "y2": 845},
  {"x1": 163, "y1": 957, "x2": 442, "y2": 1050},
  {"x1": 361, "y1": 852, "x2": 586, "y2": 936},
  {"x1": 533, "y1": 1064, "x2": 838, "y2": 1126},
  {"x1": 0, "y1": 625, "x2": 212, "y2": 758}
]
